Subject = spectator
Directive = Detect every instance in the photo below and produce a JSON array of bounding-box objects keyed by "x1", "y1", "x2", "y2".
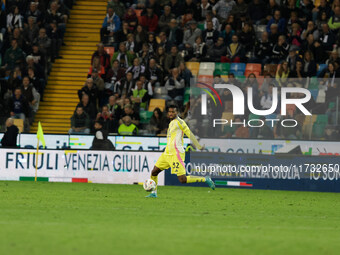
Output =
[
  {"x1": 165, "y1": 67, "x2": 185, "y2": 101},
  {"x1": 118, "y1": 115, "x2": 138, "y2": 135},
  {"x1": 20, "y1": 76, "x2": 39, "y2": 115},
  {"x1": 252, "y1": 32, "x2": 272, "y2": 65},
  {"x1": 96, "y1": 105, "x2": 113, "y2": 131},
  {"x1": 1, "y1": 118, "x2": 19, "y2": 148},
  {"x1": 183, "y1": 20, "x2": 201, "y2": 50},
  {"x1": 220, "y1": 24, "x2": 235, "y2": 45},
  {"x1": 155, "y1": 46, "x2": 167, "y2": 71},
  {"x1": 139, "y1": 74, "x2": 153, "y2": 97},
  {"x1": 146, "y1": 58, "x2": 163, "y2": 87},
  {"x1": 114, "y1": 71, "x2": 135, "y2": 97},
  {"x1": 206, "y1": 37, "x2": 227, "y2": 62},
  {"x1": 169, "y1": 0, "x2": 182, "y2": 17},
  {"x1": 149, "y1": 107, "x2": 167, "y2": 135},
  {"x1": 222, "y1": 34, "x2": 245, "y2": 63},
  {"x1": 2, "y1": 39, "x2": 24, "y2": 70},
  {"x1": 107, "y1": 95, "x2": 122, "y2": 121},
  {"x1": 140, "y1": 6, "x2": 159, "y2": 33},
  {"x1": 303, "y1": 51, "x2": 317, "y2": 77},
  {"x1": 272, "y1": 35, "x2": 289, "y2": 64},
  {"x1": 23, "y1": 16, "x2": 39, "y2": 52},
  {"x1": 234, "y1": 117, "x2": 249, "y2": 138},
  {"x1": 231, "y1": 0, "x2": 248, "y2": 17},
  {"x1": 301, "y1": 21, "x2": 320, "y2": 41},
  {"x1": 328, "y1": 6, "x2": 340, "y2": 34},
  {"x1": 120, "y1": 104, "x2": 140, "y2": 126},
  {"x1": 111, "y1": 42, "x2": 135, "y2": 68},
  {"x1": 24, "y1": 2, "x2": 43, "y2": 26},
  {"x1": 260, "y1": 84, "x2": 275, "y2": 110},
  {"x1": 276, "y1": 61, "x2": 290, "y2": 86},
  {"x1": 164, "y1": 45, "x2": 184, "y2": 73},
  {"x1": 89, "y1": 57, "x2": 105, "y2": 79},
  {"x1": 78, "y1": 78, "x2": 98, "y2": 107},
  {"x1": 33, "y1": 28, "x2": 51, "y2": 56},
  {"x1": 8, "y1": 88, "x2": 29, "y2": 122},
  {"x1": 126, "y1": 57, "x2": 145, "y2": 80},
  {"x1": 138, "y1": 43, "x2": 153, "y2": 67},
  {"x1": 202, "y1": 21, "x2": 219, "y2": 49},
  {"x1": 91, "y1": 43, "x2": 111, "y2": 71},
  {"x1": 123, "y1": 8, "x2": 138, "y2": 32},
  {"x1": 188, "y1": 36, "x2": 207, "y2": 62},
  {"x1": 248, "y1": 0, "x2": 267, "y2": 24},
  {"x1": 107, "y1": 0, "x2": 126, "y2": 19},
  {"x1": 101, "y1": 7, "x2": 121, "y2": 44},
  {"x1": 319, "y1": 23, "x2": 335, "y2": 51},
  {"x1": 179, "y1": 62, "x2": 193, "y2": 87},
  {"x1": 158, "y1": 31, "x2": 171, "y2": 53},
  {"x1": 134, "y1": 24, "x2": 148, "y2": 52},
  {"x1": 238, "y1": 22, "x2": 256, "y2": 53},
  {"x1": 6, "y1": 5, "x2": 22, "y2": 34},
  {"x1": 115, "y1": 21, "x2": 130, "y2": 43},
  {"x1": 131, "y1": 80, "x2": 149, "y2": 110},
  {"x1": 266, "y1": 10, "x2": 286, "y2": 34},
  {"x1": 212, "y1": 0, "x2": 236, "y2": 23},
  {"x1": 167, "y1": 19, "x2": 183, "y2": 47},
  {"x1": 69, "y1": 106, "x2": 90, "y2": 134},
  {"x1": 198, "y1": 0, "x2": 213, "y2": 22},
  {"x1": 77, "y1": 94, "x2": 97, "y2": 121},
  {"x1": 125, "y1": 33, "x2": 136, "y2": 53},
  {"x1": 159, "y1": 5, "x2": 175, "y2": 32},
  {"x1": 91, "y1": 119, "x2": 115, "y2": 150},
  {"x1": 250, "y1": 117, "x2": 274, "y2": 139},
  {"x1": 286, "y1": 46, "x2": 301, "y2": 71},
  {"x1": 105, "y1": 59, "x2": 125, "y2": 85}
]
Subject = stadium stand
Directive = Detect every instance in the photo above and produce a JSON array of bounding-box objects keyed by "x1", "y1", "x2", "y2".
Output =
[{"x1": 0, "y1": 0, "x2": 340, "y2": 140}]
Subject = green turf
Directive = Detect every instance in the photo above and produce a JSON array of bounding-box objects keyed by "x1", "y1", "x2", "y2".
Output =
[{"x1": 0, "y1": 181, "x2": 340, "y2": 255}]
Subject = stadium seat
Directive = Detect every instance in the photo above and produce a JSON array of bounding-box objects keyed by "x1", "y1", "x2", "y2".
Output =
[
  {"x1": 13, "y1": 119, "x2": 24, "y2": 133},
  {"x1": 140, "y1": 110, "x2": 153, "y2": 124},
  {"x1": 148, "y1": 99, "x2": 166, "y2": 112},
  {"x1": 248, "y1": 113, "x2": 260, "y2": 121},
  {"x1": 236, "y1": 75, "x2": 246, "y2": 83},
  {"x1": 316, "y1": 89, "x2": 326, "y2": 103},
  {"x1": 197, "y1": 75, "x2": 214, "y2": 84},
  {"x1": 308, "y1": 77, "x2": 319, "y2": 89},
  {"x1": 263, "y1": 64, "x2": 278, "y2": 77},
  {"x1": 199, "y1": 62, "x2": 215, "y2": 70},
  {"x1": 221, "y1": 112, "x2": 234, "y2": 131},
  {"x1": 221, "y1": 75, "x2": 229, "y2": 81},
  {"x1": 316, "y1": 114, "x2": 328, "y2": 124},
  {"x1": 316, "y1": 64, "x2": 327, "y2": 76},
  {"x1": 215, "y1": 63, "x2": 230, "y2": 73},
  {"x1": 245, "y1": 63, "x2": 262, "y2": 77},
  {"x1": 104, "y1": 47, "x2": 115, "y2": 58},
  {"x1": 135, "y1": 9, "x2": 143, "y2": 24},
  {"x1": 312, "y1": 123, "x2": 326, "y2": 139},
  {"x1": 308, "y1": 89, "x2": 319, "y2": 100},
  {"x1": 198, "y1": 23, "x2": 205, "y2": 30},
  {"x1": 199, "y1": 69, "x2": 214, "y2": 76},
  {"x1": 230, "y1": 63, "x2": 246, "y2": 76},
  {"x1": 186, "y1": 62, "x2": 200, "y2": 76}
]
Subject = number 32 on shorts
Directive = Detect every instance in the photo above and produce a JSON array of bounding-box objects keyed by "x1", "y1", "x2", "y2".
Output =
[{"x1": 172, "y1": 162, "x2": 179, "y2": 173}]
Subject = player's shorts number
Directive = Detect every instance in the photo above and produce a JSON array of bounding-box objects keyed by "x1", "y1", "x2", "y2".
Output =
[{"x1": 172, "y1": 162, "x2": 179, "y2": 172}]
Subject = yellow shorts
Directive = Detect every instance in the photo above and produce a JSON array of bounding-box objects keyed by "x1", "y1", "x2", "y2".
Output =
[{"x1": 155, "y1": 152, "x2": 186, "y2": 176}]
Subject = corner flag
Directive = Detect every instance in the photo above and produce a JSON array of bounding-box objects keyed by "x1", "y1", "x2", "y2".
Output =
[{"x1": 37, "y1": 121, "x2": 45, "y2": 148}]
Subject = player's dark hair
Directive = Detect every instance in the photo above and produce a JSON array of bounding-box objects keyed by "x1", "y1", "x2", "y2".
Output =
[{"x1": 168, "y1": 105, "x2": 178, "y2": 111}]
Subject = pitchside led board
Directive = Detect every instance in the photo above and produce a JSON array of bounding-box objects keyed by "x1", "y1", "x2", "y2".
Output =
[
  {"x1": 2, "y1": 133, "x2": 340, "y2": 156},
  {"x1": 0, "y1": 149, "x2": 165, "y2": 185}
]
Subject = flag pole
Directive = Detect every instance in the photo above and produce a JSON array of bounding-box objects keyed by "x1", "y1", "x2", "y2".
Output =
[{"x1": 35, "y1": 139, "x2": 39, "y2": 182}]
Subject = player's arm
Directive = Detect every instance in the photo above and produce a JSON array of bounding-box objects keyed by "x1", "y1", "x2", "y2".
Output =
[{"x1": 177, "y1": 119, "x2": 203, "y2": 150}]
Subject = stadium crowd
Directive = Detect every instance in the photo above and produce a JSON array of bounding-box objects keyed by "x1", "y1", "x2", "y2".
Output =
[
  {"x1": 0, "y1": 0, "x2": 73, "y2": 131},
  {"x1": 2, "y1": 0, "x2": 340, "y2": 140}
]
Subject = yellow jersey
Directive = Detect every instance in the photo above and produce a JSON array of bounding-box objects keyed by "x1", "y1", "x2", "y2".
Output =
[{"x1": 164, "y1": 116, "x2": 202, "y2": 155}]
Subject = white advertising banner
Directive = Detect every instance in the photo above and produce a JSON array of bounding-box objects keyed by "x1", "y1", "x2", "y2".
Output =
[{"x1": 0, "y1": 149, "x2": 164, "y2": 185}]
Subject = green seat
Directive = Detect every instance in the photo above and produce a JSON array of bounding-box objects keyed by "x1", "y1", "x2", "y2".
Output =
[
  {"x1": 329, "y1": 102, "x2": 335, "y2": 109},
  {"x1": 308, "y1": 77, "x2": 319, "y2": 89},
  {"x1": 140, "y1": 110, "x2": 153, "y2": 124},
  {"x1": 197, "y1": 23, "x2": 205, "y2": 31},
  {"x1": 215, "y1": 63, "x2": 230, "y2": 72},
  {"x1": 248, "y1": 113, "x2": 260, "y2": 121},
  {"x1": 316, "y1": 114, "x2": 328, "y2": 124},
  {"x1": 312, "y1": 123, "x2": 326, "y2": 139},
  {"x1": 236, "y1": 75, "x2": 246, "y2": 83}
]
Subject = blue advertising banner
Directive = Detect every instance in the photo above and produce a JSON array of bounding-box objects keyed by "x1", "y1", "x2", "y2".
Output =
[{"x1": 165, "y1": 152, "x2": 340, "y2": 192}]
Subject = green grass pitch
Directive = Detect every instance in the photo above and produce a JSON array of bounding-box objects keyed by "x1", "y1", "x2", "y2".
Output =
[{"x1": 0, "y1": 181, "x2": 340, "y2": 255}]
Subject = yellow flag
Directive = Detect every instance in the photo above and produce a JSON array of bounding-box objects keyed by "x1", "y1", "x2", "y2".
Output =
[{"x1": 37, "y1": 121, "x2": 46, "y2": 148}]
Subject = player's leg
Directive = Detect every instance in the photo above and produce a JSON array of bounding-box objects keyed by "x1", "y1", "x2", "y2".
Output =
[
  {"x1": 146, "y1": 153, "x2": 169, "y2": 198},
  {"x1": 174, "y1": 153, "x2": 215, "y2": 190}
]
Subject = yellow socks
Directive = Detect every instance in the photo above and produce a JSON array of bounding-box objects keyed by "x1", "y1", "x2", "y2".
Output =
[
  {"x1": 151, "y1": 175, "x2": 158, "y2": 193},
  {"x1": 186, "y1": 176, "x2": 206, "y2": 183}
]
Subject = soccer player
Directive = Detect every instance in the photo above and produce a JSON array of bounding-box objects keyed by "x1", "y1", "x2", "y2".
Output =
[{"x1": 146, "y1": 105, "x2": 215, "y2": 198}]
